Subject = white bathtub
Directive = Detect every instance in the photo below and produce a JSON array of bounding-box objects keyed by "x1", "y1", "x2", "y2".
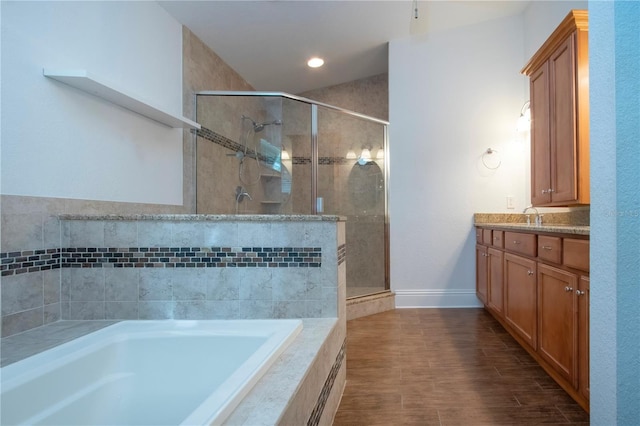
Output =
[{"x1": 0, "y1": 319, "x2": 303, "y2": 426}]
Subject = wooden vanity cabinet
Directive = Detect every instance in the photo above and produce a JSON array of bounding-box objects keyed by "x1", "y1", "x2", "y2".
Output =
[
  {"x1": 522, "y1": 10, "x2": 589, "y2": 207},
  {"x1": 475, "y1": 226, "x2": 590, "y2": 412}
]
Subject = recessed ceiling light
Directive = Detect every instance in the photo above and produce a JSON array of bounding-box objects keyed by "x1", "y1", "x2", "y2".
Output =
[{"x1": 307, "y1": 57, "x2": 324, "y2": 68}]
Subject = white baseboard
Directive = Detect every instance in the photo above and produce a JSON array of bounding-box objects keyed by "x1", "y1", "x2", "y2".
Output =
[{"x1": 393, "y1": 289, "x2": 483, "y2": 308}]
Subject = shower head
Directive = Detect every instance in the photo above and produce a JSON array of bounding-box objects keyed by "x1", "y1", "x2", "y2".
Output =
[
  {"x1": 241, "y1": 115, "x2": 282, "y2": 133},
  {"x1": 253, "y1": 120, "x2": 282, "y2": 133}
]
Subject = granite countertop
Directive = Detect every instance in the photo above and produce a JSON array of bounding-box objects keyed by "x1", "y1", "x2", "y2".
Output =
[
  {"x1": 474, "y1": 211, "x2": 590, "y2": 236},
  {"x1": 475, "y1": 222, "x2": 590, "y2": 236},
  {"x1": 58, "y1": 214, "x2": 346, "y2": 222}
]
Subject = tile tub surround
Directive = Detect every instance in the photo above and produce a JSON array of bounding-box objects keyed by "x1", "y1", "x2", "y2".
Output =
[{"x1": 1, "y1": 215, "x2": 346, "y2": 337}]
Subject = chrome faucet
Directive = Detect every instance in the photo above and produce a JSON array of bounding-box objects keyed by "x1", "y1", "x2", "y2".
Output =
[{"x1": 523, "y1": 206, "x2": 542, "y2": 226}]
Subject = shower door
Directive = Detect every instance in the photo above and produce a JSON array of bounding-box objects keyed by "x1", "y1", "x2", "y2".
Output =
[{"x1": 316, "y1": 106, "x2": 388, "y2": 297}]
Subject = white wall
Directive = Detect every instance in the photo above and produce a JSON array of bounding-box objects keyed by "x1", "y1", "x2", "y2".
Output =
[
  {"x1": 1, "y1": 2, "x2": 184, "y2": 205},
  {"x1": 523, "y1": 1, "x2": 588, "y2": 61},
  {"x1": 389, "y1": 14, "x2": 527, "y2": 307},
  {"x1": 388, "y1": 2, "x2": 588, "y2": 308}
]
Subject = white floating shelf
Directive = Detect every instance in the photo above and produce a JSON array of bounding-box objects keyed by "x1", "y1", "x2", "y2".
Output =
[{"x1": 43, "y1": 69, "x2": 200, "y2": 130}]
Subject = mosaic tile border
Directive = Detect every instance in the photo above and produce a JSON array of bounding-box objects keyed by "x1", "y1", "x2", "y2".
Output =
[
  {"x1": 0, "y1": 247, "x2": 322, "y2": 276},
  {"x1": 307, "y1": 338, "x2": 346, "y2": 426},
  {"x1": 0, "y1": 249, "x2": 61, "y2": 276},
  {"x1": 338, "y1": 244, "x2": 346, "y2": 266},
  {"x1": 197, "y1": 127, "x2": 279, "y2": 166},
  {"x1": 198, "y1": 126, "x2": 371, "y2": 166}
]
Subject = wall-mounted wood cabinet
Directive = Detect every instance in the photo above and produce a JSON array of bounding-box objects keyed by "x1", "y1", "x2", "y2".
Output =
[{"x1": 522, "y1": 10, "x2": 589, "y2": 206}]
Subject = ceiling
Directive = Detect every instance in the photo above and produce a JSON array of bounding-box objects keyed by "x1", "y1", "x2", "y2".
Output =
[{"x1": 159, "y1": 1, "x2": 530, "y2": 94}]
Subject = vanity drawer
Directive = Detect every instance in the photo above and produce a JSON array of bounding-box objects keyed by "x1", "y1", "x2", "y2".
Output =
[
  {"x1": 483, "y1": 229, "x2": 493, "y2": 245},
  {"x1": 538, "y1": 235, "x2": 562, "y2": 264},
  {"x1": 491, "y1": 230, "x2": 504, "y2": 248},
  {"x1": 563, "y1": 238, "x2": 590, "y2": 271},
  {"x1": 504, "y1": 232, "x2": 537, "y2": 257}
]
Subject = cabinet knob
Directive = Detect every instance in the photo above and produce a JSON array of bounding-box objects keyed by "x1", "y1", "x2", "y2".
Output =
[
  {"x1": 541, "y1": 246, "x2": 553, "y2": 250},
  {"x1": 565, "y1": 286, "x2": 574, "y2": 292},
  {"x1": 527, "y1": 270, "x2": 534, "y2": 276},
  {"x1": 576, "y1": 290, "x2": 586, "y2": 296},
  {"x1": 513, "y1": 240, "x2": 521, "y2": 245}
]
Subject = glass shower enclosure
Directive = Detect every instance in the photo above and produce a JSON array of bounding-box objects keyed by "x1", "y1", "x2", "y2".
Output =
[{"x1": 195, "y1": 92, "x2": 388, "y2": 299}]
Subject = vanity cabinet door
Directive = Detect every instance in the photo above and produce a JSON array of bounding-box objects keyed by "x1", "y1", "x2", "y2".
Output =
[
  {"x1": 476, "y1": 245, "x2": 488, "y2": 304},
  {"x1": 504, "y1": 253, "x2": 537, "y2": 350},
  {"x1": 487, "y1": 248, "x2": 504, "y2": 319},
  {"x1": 530, "y1": 62, "x2": 552, "y2": 206},
  {"x1": 537, "y1": 263, "x2": 578, "y2": 386},
  {"x1": 578, "y1": 275, "x2": 590, "y2": 400}
]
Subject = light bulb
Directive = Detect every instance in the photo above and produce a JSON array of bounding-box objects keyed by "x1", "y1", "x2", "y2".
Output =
[
  {"x1": 281, "y1": 148, "x2": 290, "y2": 160},
  {"x1": 517, "y1": 113, "x2": 530, "y2": 133},
  {"x1": 307, "y1": 57, "x2": 324, "y2": 68},
  {"x1": 346, "y1": 149, "x2": 357, "y2": 160}
]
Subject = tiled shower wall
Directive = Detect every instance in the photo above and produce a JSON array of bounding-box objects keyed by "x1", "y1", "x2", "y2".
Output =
[{"x1": 1, "y1": 215, "x2": 345, "y2": 337}]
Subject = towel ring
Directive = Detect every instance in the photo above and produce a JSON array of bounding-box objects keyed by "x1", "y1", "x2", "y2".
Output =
[{"x1": 482, "y1": 148, "x2": 501, "y2": 170}]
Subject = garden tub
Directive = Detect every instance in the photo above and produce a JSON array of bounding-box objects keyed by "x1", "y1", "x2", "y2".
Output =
[{"x1": 0, "y1": 319, "x2": 302, "y2": 425}]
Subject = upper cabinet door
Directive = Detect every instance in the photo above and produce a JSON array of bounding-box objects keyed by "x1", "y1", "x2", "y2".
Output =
[
  {"x1": 530, "y1": 62, "x2": 552, "y2": 206},
  {"x1": 550, "y1": 34, "x2": 578, "y2": 204}
]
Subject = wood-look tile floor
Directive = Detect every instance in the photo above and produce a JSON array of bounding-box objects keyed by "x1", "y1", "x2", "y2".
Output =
[{"x1": 333, "y1": 308, "x2": 589, "y2": 426}]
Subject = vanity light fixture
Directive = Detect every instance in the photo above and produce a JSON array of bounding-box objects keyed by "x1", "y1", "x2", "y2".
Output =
[
  {"x1": 376, "y1": 146, "x2": 385, "y2": 160},
  {"x1": 357, "y1": 147, "x2": 372, "y2": 166},
  {"x1": 517, "y1": 100, "x2": 531, "y2": 133},
  {"x1": 360, "y1": 148, "x2": 372, "y2": 161},
  {"x1": 346, "y1": 148, "x2": 357, "y2": 160},
  {"x1": 307, "y1": 57, "x2": 324, "y2": 68}
]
